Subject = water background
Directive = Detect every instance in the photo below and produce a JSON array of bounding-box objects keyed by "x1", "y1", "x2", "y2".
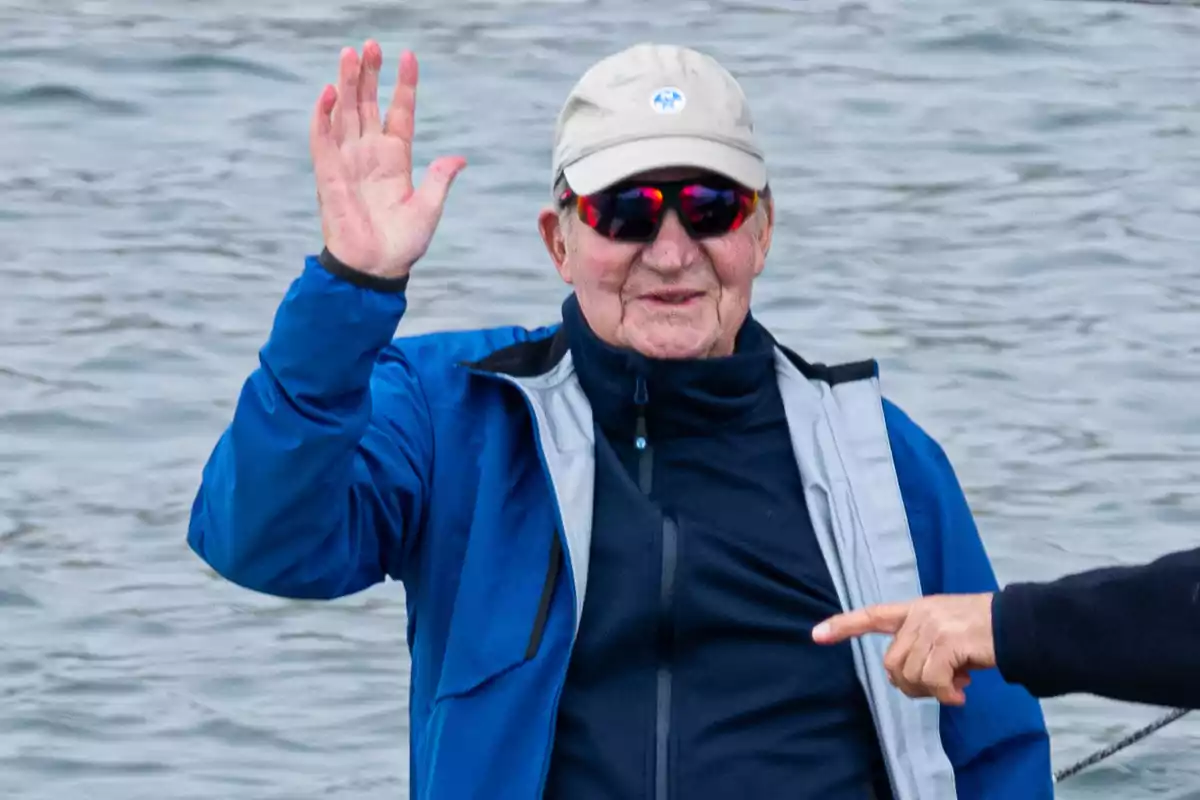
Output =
[{"x1": 2, "y1": 0, "x2": 1199, "y2": 797}]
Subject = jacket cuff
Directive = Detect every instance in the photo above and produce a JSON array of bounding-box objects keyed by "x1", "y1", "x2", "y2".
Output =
[
  {"x1": 992, "y1": 584, "x2": 1047, "y2": 695},
  {"x1": 317, "y1": 247, "x2": 410, "y2": 294}
]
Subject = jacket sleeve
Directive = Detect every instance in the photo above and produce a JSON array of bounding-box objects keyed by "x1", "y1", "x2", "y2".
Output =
[
  {"x1": 883, "y1": 399, "x2": 1054, "y2": 799},
  {"x1": 187, "y1": 256, "x2": 433, "y2": 600},
  {"x1": 993, "y1": 546, "x2": 1200, "y2": 708}
]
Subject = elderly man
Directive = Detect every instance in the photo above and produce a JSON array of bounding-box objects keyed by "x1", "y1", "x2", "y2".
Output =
[{"x1": 188, "y1": 41, "x2": 1053, "y2": 799}]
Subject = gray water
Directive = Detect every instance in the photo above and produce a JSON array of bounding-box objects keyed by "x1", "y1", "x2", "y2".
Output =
[{"x1": 2, "y1": 0, "x2": 1199, "y2": 797}]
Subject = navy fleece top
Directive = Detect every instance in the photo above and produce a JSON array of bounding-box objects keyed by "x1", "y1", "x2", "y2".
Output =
[{"x1": 543, "y1": 297, "x2": 893, "y2": 799}]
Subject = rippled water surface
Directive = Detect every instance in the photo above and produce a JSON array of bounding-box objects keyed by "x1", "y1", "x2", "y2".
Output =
[{"x1": 2, "y1": 0, "x2": 1199, "y2": 797}]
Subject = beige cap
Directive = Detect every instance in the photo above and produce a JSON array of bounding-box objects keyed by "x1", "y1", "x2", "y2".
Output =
[{"x1": 551, "y1": 43, "x2": 767, "y2": 196}]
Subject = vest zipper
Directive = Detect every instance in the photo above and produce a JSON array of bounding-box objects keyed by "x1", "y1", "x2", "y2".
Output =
[
  {"x1": 635, "y1": 375, "x2": 674, "y2": 800},
  {"x1": 656, "y1": 518, "x2": 677, "y2": 800},
  {"x1": 634, "y1": 375, "x2": 651, "y2": 493}
]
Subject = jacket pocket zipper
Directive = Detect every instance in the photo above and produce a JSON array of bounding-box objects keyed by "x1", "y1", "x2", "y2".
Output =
[{"x1": 525, "y1": 530, "x2": 563, "y2": 660}]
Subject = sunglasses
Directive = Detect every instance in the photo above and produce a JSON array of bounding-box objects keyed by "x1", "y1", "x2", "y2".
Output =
[{"x1": 557, "y1": 177, "x2": 760, "y2": 243}]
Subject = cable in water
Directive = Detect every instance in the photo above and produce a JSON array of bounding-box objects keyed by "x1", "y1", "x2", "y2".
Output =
[{"x1": 1054, "y1": 707, "x2": 1191, "y2": 783}]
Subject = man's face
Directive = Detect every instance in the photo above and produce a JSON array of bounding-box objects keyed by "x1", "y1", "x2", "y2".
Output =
[{"x1": 538, "y1": 168, "x2": 773, "y2": 360}]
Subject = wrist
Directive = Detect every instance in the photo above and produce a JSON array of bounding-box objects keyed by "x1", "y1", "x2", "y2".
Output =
[
  {"x1": 318, "y1": 247, "x2": 410, "y2": 293},
  {"x1": 977, "y1": 592, "x2": 998, "y2": 668}
]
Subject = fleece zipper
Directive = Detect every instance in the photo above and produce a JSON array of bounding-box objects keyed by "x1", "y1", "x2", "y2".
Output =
[{"x1": 635, "y1": 375, "x2": 676, "y2": 800}]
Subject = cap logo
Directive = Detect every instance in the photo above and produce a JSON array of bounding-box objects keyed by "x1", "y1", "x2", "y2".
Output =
[{"x1": 650, "y1": 87, "x2": 686, "y2": 114}]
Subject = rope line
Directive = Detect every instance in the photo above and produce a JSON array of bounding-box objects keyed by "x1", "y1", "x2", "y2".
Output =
[{"x1": 1054, "y1": 707, "x2": 1191, "y2": 783}]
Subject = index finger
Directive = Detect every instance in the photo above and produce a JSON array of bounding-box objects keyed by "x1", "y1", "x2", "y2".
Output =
[{"x1": 812, "y1": 602, "x2": 912, "y2": 644}]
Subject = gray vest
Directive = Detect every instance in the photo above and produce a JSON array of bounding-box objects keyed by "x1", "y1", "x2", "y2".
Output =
[{"x1": 493, "y1": 346, "x2": 956, "y2": 800}]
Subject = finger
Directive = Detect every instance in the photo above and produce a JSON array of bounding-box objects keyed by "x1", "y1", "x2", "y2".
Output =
[
  {"x1": 332, "y1": 46, "x2": 362, "y2": 144},
  {"x1": 812, "y1": 603, "x2": 911, "y2": 644},
  {"x1": 310, "y1": 84, "x2": 355, "y2": 230},
  {"x1": 883, "y1": 635, "x2": 926, "y2": 699},
  {"x1": 883, "y1": 632, "x2": 927, "y2": 698},
  {"x1": 383, "y1": 50, "x2": 419, "y2": 175},
  {"x1": 882, "y1": 613, "x2": 923, "y2": 678},
  {"x1": 357, "y1": 40, "x2": 383, "y2": 133},
  {"x1": 940, "y1": 656, "x2": 975, "y2": 706},
  {"x1": 310, "y1": 84, "x2": 343, "y2": 186},
  {"x1": 900, "y1": 622, "x2": 939, "y2": 696},
  {"x1": 885, "y1": 616, "x2": 934, "y2": 698},
  {"x1": 922, "y1": 645, "x2": 965, "y2": 706},
  {"x1": 410, "y1": 155, "x2": 467, "y2": 221}
]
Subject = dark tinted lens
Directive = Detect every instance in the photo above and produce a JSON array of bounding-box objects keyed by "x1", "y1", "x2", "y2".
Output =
[
  {"x1": 679, "y1": 183, "x2": 754, "y2": 236},
  {"x1": 598, "y1": 186, "x2": 663, "y2": 240}
]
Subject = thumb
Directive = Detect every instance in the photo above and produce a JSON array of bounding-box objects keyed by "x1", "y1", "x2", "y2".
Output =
[
  {"x1": 411, "y1": 155, "x2": 467, "y2": 220},
  {"x1": 812, "y1": 602, "x2": 911, "y2": 644}
]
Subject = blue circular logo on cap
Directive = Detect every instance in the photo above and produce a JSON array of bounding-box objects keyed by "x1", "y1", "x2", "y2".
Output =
[{"x1": 650, "y1": 87, "x2": 686, "y2": 114}]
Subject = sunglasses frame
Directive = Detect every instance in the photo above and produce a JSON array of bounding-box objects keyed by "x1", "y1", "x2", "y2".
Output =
[{"x1": 555, "y1": 175, "x2": 762, "y2": 243}]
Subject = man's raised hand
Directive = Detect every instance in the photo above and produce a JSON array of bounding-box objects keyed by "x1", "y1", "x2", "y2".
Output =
[{"x1": 310, "y1": 41, "x2": 466, "y2": 279}]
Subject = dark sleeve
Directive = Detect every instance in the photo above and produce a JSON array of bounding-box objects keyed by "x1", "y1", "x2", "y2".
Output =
[{"x1": 992, "y1": 546, "x2": 1200, "y2": 709}]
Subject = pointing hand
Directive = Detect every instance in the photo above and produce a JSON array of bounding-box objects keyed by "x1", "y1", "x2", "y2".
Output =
[{"x1": 812, "y1": 593, "x2": 998, "y2": 706}]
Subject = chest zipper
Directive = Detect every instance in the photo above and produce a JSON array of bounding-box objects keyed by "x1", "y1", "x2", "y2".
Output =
[
  {"x1": 635, "y1": 375, "x2": 676, "y2": 800},
  {"x1": 634, "y1": 375, "x2": 652, "y2": 493}
]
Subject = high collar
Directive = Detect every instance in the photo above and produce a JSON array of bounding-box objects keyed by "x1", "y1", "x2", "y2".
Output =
[{"x1": 561, "y1": 294, "x2": 778, "y2": 443}]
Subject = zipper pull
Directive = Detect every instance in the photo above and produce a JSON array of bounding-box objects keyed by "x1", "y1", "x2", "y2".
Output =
[{"x1": 634, "y1": 375, "x2": 649, "y2": 451}]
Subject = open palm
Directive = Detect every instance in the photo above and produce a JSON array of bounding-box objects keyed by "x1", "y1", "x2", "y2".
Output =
[{"x1": 310, "y1": 41, "x2": 465, "y2": 279}]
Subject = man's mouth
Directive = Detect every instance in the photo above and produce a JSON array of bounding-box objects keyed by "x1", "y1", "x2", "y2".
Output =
[{"x1": 641, "y1": 289, "x2": 705, "y2": 306}]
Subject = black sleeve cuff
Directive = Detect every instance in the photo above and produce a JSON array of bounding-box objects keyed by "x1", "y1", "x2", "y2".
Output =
[
  {"x1": 993, "y1": 583, "x2": 1054, "y2": 697},
  {"x1": 317, "y1": 248, "x2": 410, "y2": 294}
]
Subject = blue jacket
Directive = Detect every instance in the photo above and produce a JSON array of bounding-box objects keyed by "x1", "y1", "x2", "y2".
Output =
[{"x1": 188, "y1": 256, "x2": 1054, "y2": 798}]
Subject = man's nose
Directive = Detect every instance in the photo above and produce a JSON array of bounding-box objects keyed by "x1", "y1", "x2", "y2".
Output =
[{"x1": 641, "y1": 211, "x2": 697, "y2": 271}]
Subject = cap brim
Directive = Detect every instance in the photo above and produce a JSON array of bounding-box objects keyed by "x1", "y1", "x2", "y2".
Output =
[{"x1": 561, "y1": 137, "x2": 767, "y2": 196}]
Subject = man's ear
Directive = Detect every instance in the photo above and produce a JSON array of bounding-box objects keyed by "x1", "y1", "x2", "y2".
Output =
[
  {"x1": 538, "y1": 207, "x2": 572, "y2": 283},
  {"x1": 754, "y1": 194, "x2": 774, "y2": 276}
]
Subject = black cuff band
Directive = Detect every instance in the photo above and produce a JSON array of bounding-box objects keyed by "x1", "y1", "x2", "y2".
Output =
[{"x1": 318, "y1": 248, "x2": 410, "y2": 293}]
